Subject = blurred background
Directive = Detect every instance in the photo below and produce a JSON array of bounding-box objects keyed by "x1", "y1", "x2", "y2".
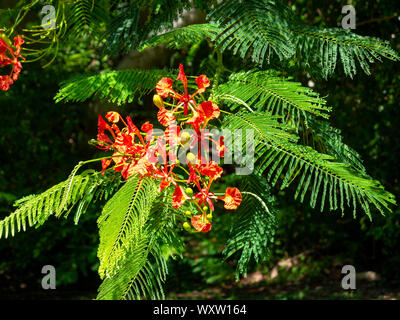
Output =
[{"x1": 0, "y1": 0, "x2": 400, "y2": 299}]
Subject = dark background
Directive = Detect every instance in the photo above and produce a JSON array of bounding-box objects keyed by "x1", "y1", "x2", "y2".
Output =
[{"x1": 0, "y1": 0, "x2": 400, "y2": 299}]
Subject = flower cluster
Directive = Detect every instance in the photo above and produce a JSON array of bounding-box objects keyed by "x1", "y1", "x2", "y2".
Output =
[
  {"x1": 94, "y1": 65, "x2": 242, "y2": 232},
  {"x1": 0, "y1": 35, "x2": 24, "y2": 91}
]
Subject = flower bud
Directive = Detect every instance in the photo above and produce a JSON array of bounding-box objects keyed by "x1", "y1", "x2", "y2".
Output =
[
  {"x1": 153, "y1": 94, "x2": 165, "y2": 109},
  {"x1": 202, "y1": 206, "x2": 208, "y2": 212},
  {"x1": 183, "y1": 222, "x2": 191, "y2": 231},
  {"x1": 180, "y1": 132, "x2": 191, "y2": 144},
  {"x1": 206, "y1": 213, "x2": 213, "y2": 220},
  {"x1": 185, "y1": 210, "x2": 192, "y2": 216},
  {"x1": 186, "y1": 152, "x2": 196, "y2": 164},
  {"x1": 185, "y1": 187, "x2": 194, "y2": 197}
]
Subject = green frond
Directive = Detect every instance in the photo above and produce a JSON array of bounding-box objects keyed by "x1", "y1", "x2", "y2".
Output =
[
  {"x1": 223, "y1": 112, "x2": 396, "y2": 218},
  {"x1": 0, "y1": 171, "x2": 113, "y2": 239},
  {"x1": 139, "y1": 23, "x2": 220, "y2": 51},
  {"x1": 97, "y1": 186, "x2": 185, "y2": 300},
  {"x1": 102, "y1": 0, "x2": 192, "y2": 54},
  {"x1": 65, "y1": 0, "x2": 109, "y2": 39},
  {"x1": 97, "y1": 236, "x2": 167, "y2": 300},
  {"x1": 97, "y1": 175, "x2": 159, "y2": 279},
  {"x1": 208, "y1": 0, "x2": 294, "y2": 65},
  {"x1": 212, "y1": 70, "x2": 331, "y2": 125},
  {"x1": 223, "y1": 174, "x2": 277, "y2": 280},
  {"x1": 303, "y1": 117, "x2": 366, "y2": 173},
  {"x1": 54, "y1": 69, "x2": 174, "y2": 105},
  {"x1": 291, "y1": 25, "x2": 400, "y2": 79}
]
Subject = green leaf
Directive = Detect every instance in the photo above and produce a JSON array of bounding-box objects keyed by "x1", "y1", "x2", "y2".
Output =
[
  {"x1": 97, "y1": 176, "x2": 159, "y2": 279},
  {"x1": 54, "y1": 69, "x2": 175, "y2": 105},
  {"x1": 223, "y1": 112, "x2": 396, "y2": 218},
  {"x1": 223, "y1": 174, "x2": 277, "y2": 280},
  {"x1": 139, "y1": 23, "x2": 220, "y2": 51}
]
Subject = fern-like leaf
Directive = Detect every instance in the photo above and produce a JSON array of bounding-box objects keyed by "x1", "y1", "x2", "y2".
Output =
[
  {"x1": 291, "y1": 25, "x2": 400, "y2": 79},
  {"x1": 139, "y1": 23, "x2": 220, "y2": 51},
  {"x1": 54, "y1": 69, "x2": 174, "y2": 105},
  {"x1": 213, "y1": 70, "x2": 331, "y2": 125},
  {"x1": 97, "y1": 175, "x2": 158, "y2": 279},
  {"x1": 208, "y1": 0, "x2": 294, "y2": 65},
  {"x1": 223, "y1": 174, "x2": 277, "y2": 280},
  {"x1": 0, "y1": 172, "x2": 109, "y2": 239},
  {"x1": 223, "y1": 112, "x2": 396, "y2": 218}
]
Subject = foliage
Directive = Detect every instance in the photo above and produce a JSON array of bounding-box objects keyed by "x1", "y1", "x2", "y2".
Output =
[{"x1": 0, "y1": 0, "x2": 399, "y2": 300}]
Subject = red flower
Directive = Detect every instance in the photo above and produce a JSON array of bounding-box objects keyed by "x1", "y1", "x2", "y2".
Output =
[
  {"x1": 177, "y1": 64, "x2": 188, "y2": 88},
  {"x1": 195, "y1": 75, "x2": 210, "y2": 93},
  {"x1": 105, "y1": 111, "x2": 120, "y2": 123},
  {"x1": 141, "y1": 121, "x2": 153, "y2": 133},
  {"x1": 0, "y1": 75, "x2": 12, "y2": 91},
  {"x1": 157, "y1": 107, "x2": 176, "y2": 126},
  {"x1": 101, "y1": 158, "x2": 112, "y2": 172},
  {"x1": 191, "y1": 215, "x2": 212, "y2": 232},
  {"x1": 198, "y1": 161, "x2": 223, "y2": 180},
  {"x1": 186, "y1": 114, "x2": 203, "y2": 131},
  {"x1": 194, "y1": 189, "x2": 216, "y2": 211},
  {"x1": 97, "y1": 115, "x2": 113, "y2": 148},
  {"x1": 156, "y1": 77, "x2": 173, "y2": 98},
  {"x1": 13, "y1": 36, "x2": 24, "y2": 55},
  {"x1": 220, "y1": 187, "x2": 242, "y2": 210},
  {"x1": 187, "y1": 164, "x2": 200, "y2": 184},
  {"x1": 159, "y1": 177, "x2": 172, "y2": 192},
  {"x1": 155, "y1": 64, "x2": 212, "y2": 116},
  {"x1": 123, "y1": 156, "x2": 152, "y2": 179},
  {"x1": 172, "y1": 185, "x2": 186, "y2": 209},
  {"x1": 198, "y1": 101, "x2": 220, "y2": 121},
  {"x1": 217, "y1": 136, "x2": 226, "y2": 158},
  {"x1": 0, "y1": 35, "x2": 24, "y2": 91},
  {"x1": 164, "y1": 125, "x2": 181, "y2": 147}
]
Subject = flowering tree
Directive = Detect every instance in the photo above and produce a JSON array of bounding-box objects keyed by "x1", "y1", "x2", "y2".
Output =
[{"x1": 0, "y1": 0, "x2": 399, "y2": 299}]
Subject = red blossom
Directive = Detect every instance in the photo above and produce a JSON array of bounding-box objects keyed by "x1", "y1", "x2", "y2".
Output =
[
  {"x1": 172, "y1": 185, "x2": 186, "y2": 209},
  {"x1": 157, "y1": 107, "x2": 176, "y2": 126},
  {"x1": 105, "y1": 111, "x2": 121, "y2": 123},
  {"x1": 195, "y1": 75, "x2": 210, "y2": 93},
  {"x1": 156, "y1": 77, "x2": 173, "y2": 98},
  {"x1": 92, "y1": 66, "x2": 242, "y2": 230},
  {"x1": 141, "y1": 121, "x2": 153, "y2": 133},
  {"x1": 198, "y1": 101, "x2": 220, "y2": 121},
  {"x1": 191, "y1": 215, "x2": 212, "y2": 232},
  {"x1": 220, "y1": 187, "x2": 242, "y2": 210},
  {"x1": 198, "y1": 161, "x2": 223, "y2": 180},
  {"x1": 0, "y1": 34, "x2": 24, "y2": 91}
]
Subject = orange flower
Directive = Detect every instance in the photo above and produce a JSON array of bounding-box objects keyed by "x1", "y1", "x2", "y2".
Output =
[
  {"x1": 97, "y1": 115, "x2": 113, "y2": 148},
  {"x1": 195, "y1": 75, "x2": 210, "y2": 93},
  {"x1": 191, "y1": 215, "x2": 212, "y2": 232},
  {"x1": 220, "y1": 187, "x2": 242, "y2": 210},
  {"x1": 164, "y1": 125, "x2": 181, "y2": 147},
  {"x1": 13, "y1": 36, "x2": 24, "y2": 55},
  {"x1": 122, "y1": 156, "x2": 152, "y2": 179},
  {"x1": 141, "y1": 121, "x2": 153, "y2": 134},
  {"x1": 157, "y1": 107, "x2": 176, "y2": 126},
  {"x1": 217, "y1": 136, "x2": 226, "y2": 158},
  {"x1": 105, "y1": 111, "x2": 121, "y2": 123},
  {"x1": 198, "y1": 101, "x2": 220, "y2": 120},
  {"x1": 156, "y1": 77, "x2": 173, "y2": 98},
  {"x1": 198, "y1": 161, "x2": 223, "y2": 180},
  {"x1": 0, "y1": 35, "x2": 24, "y2": 91},
  {"x1": 172, "y1": 185, "x2": 186, "y2": 209},
  {"x1": 101, "y1": 158, "x2": 112, "y2": 172}
]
